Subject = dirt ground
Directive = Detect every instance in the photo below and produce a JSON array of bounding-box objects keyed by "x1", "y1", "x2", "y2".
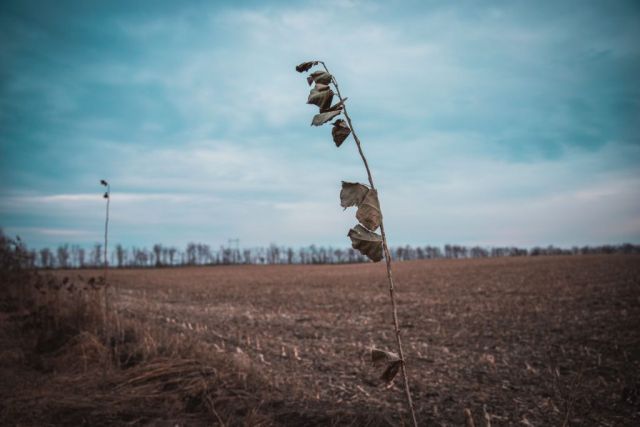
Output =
[
  {"x1": 98, "y1": 255, "x2": 639, "y2": 426},
  {"x1": 2, "y1": 255, "x2": 640, "y2": 426}
]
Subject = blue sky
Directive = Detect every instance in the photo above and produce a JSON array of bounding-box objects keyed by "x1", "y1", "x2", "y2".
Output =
[{"x1": 1, "y1": 0, "x2": 639, "y2": 250}]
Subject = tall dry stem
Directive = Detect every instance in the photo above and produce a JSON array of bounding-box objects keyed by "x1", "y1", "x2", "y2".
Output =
[
  {"x1": 101, "y1": 180, "x2": 110, "y2": 342},
  {"x1": 299, "y1": 61, "x2": 419, "y2": 427}
]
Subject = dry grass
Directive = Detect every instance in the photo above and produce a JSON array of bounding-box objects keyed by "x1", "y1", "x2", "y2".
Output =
[{"x1": 1, "y1": 255, "x2": 639, "y2": 426}]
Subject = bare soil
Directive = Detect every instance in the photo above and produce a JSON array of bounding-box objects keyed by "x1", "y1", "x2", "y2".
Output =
[{"x1": 2, "y1": 255, "x2": 639, "y2": 426}]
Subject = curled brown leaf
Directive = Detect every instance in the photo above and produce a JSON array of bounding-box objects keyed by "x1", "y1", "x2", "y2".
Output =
[
  {"x1": 381, "y1": 361, "x2": 402, "y2": 382},
  {"x1": 307, "y1": 85, "x2": 334, "y2": 110},
  {"x1": 371, "y1": 349, "x2": 402, "y2": 382},
  {"x1": 356, "y1": 189, "x2": 382, "y2": 231},
  {"x1": 307, "y1": 70, "x2": 332, "y2": 86},
  {"x1": 320, "y1": 97, "x2": 348, "y2": 113},
  {"x1": 296, "y1": 61, "x2": 318, "y2": 73},
  {"x1": 332, "y1": 119, "x2": 351, "y2": 147},
  {"x1": 348, "y1": 224, "x2": 383, "y2": 262},
  {"x1": 371, "y1": 349, "x2": 401, "y2": 367},
  {"x1": 311, "y1": 110, "x2": 341, "y2": 127},
  {"x1": 340, "y1": 181, "x2": 369, "y2": 209}
]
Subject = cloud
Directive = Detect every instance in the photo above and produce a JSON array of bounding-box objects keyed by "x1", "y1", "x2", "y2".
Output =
[
  {"x1": 0, "y1": 0, "x2": 639, "y2": 250},
  {"x1": 6, "y1": 227, "x2": 93, "y2": 237}
]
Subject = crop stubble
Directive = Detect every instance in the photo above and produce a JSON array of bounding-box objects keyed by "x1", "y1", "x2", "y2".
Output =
[{"x1": 102, "y1": 255, "x2": 640, "y2": 426}]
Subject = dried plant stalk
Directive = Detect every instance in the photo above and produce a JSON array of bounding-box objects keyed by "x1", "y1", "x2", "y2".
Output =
[
  {"x1": 297, "y1": 61, "x2": 419, "y2": 426},
  {"x1": 101, "y1": 180, "x2": 110, "y2": 341}
]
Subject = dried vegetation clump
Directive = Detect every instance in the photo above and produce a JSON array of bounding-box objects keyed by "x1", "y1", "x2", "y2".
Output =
[
  {"x1": 0, "y1": 284, "x2": 273, "y2": 426},
  {"x1": 0, "y1": 232, "x2": 365, "y2": 426}
]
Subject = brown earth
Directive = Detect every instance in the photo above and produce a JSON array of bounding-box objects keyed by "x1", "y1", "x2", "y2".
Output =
[{"x1": 2, "y1": 255, "x2": 639, "y2": 426}]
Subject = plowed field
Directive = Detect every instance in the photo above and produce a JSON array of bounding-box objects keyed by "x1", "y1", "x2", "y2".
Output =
[{"x1": 98, "y1": 255, "x2": 640, "y2": 426}]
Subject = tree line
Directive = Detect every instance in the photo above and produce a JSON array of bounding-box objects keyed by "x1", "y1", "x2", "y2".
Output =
[{"x1": 2, "y1": 229, "x2": 638, "y2": 269}]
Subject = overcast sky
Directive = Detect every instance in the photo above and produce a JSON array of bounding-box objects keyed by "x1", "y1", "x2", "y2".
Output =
[{"x1": 1, "y1": 0, "x2": 639, "y2": 250}]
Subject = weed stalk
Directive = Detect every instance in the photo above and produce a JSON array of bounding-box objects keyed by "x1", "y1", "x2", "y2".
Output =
[
  {"x1": 319, "y1": 61, "x2": 419, "y2": 427},
  {"x1": 101, "y1": 180, "x2": 110, "y2": 342}
]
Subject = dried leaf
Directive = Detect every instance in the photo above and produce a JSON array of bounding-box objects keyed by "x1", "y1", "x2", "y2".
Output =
[
  {"x1": 311, "y1": 110, "x2": 341, "y2": 127},
  {"x1": 371, "y1": 349, "x2": 400, "y2": 367},
  {"x1": 332, "y1": 119, "x2": 351, "y2": 147},
  {"x1": 347, "y1": 224, "x2": 383, "y2": 262},
  {"x1": 307, "y1": 70, "x2": 332, "y2": 86},
  {"x1": 371, "y1": 349, "x2": 402, "y2": 383},
  {"x1": 315, "y1": 73, "x2": 332, "y2": 85},
  {"x1": 320, "y1": 97, "x2": 348, "y2": 113},
  {"x1": 307, "y1": 85, "x2": 334, "y2": 110},
  {"x1": 296, "y1": 61, "x2": 318, "y2": 73},
  {"x1": 307, "y1": 71, "x2": 323, "y2": 86},
  {"x1": 356, "y1": 189, "x2": 382, "y2": 231},
  {"x1": 381, "y1": 361, "x2": 402, "y2": 382},
  {"x1": 340, "y1": 181, "x2": 368, "y2": 209}
]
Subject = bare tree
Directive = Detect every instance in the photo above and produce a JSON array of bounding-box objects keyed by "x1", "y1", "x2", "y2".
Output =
[
  {"x1": 153, "y1": 244, "x2": 163, "y2": 267},
  {"x1": 56, "y1": 244, "x2": 70, "y2": 268},
  {"x1": 186, "y1": 243, "x2": 197, "y2": 265},
  {"x1": 39, "y1": 247, "x2": 55, "y2": 268},
  {"x1": 168, "y1": 247, "x2": 177, "y2": 266},
  {"x1": 115, "y1": 244, "x2": 125, "y2": 268},
  {"x1": 91, "y1": 243, "x2": 102, "y2": 267}
]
